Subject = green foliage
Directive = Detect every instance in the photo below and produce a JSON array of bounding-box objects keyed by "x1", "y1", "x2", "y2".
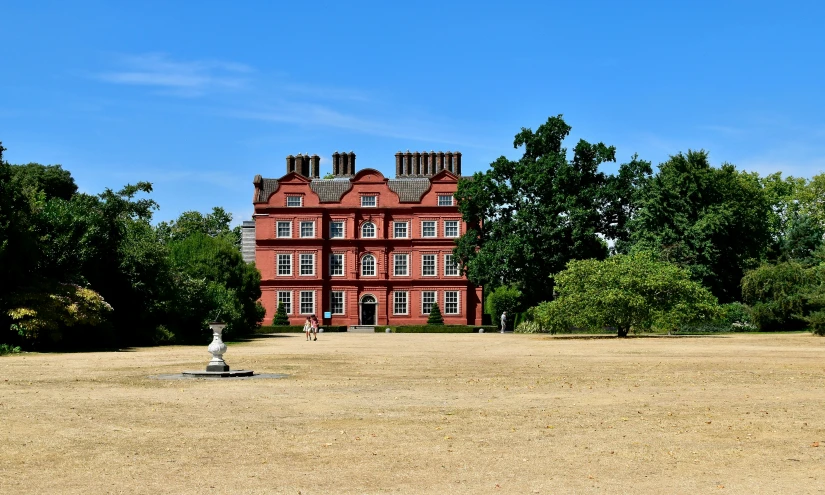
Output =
[
  {"x1": 9, "y1": 162, "x2": 78, "y2": 201},
  {"x1": 427, "y1": 302, "x2": 444, "y2": 325},
  {"x1": 384, "y1": 325, "x2": 497, "y2": 333},
  {"x1": 7, "y1": 283, "x2": 113, "y2": 347},
  {"x1": 485, "y1": 285, "x2": 523, "y2": 329},
  {"x1": 272, "y1": 303, "x2": 290, "y2": 325},
  {"x1": 0, "y1": 343, "x2": 21, "y2": 355},
  {"x1": 534, "y1": 251, "x2": 721, "y2": 337},
  {"x1": 741, "y1": 262, "x2": 816, "y2": 331},
  {"x1": 624, "y1": 151, "x2": 772, "y2": 302},
  {"x1": 805, "y1": 310, "x2": 825, "y2": 336},
  {"x1": 515, "y1": 320, "x2": 543, "y2": 334},
  {"x1": 156, "y1": 207, "x2": 240, "y2": 247},
  {"x1": 453, "y1": 115, "x2": 652, "y2": 306}
]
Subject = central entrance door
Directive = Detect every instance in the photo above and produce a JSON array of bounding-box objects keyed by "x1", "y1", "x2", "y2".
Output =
[{"x1": 360, "y1": 295, "x2": 376, "y2": 325}]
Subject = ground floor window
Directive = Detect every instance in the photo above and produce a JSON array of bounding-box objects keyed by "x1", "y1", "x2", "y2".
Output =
[
  {"x1": 444, "y1": 291, "x2": 459, "y2": 314},
  {"x1": 277, "y1": 291, "x2": 292, "y2": 314},
  {"x1": 421, "y1": 291, "x2": 436, "y2": 314},
  {"x1": 394, "y1": 291, "x2": 408, "y2": 315},
  {"x1": 331, "y1": 291, "x2": 345, "y2": 314},
  {"x1": 300, "y1": 291, "x2": 315, "y2": 314}
]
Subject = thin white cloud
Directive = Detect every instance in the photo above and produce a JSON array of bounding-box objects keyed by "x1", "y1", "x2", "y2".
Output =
[{"x1": 96, "y1": 53, "x2": 253, "y2": 96}]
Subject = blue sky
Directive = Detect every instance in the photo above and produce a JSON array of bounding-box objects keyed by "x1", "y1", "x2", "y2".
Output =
[{"x1": 3, "y1": 1, "x2": 824, "y2": 224}]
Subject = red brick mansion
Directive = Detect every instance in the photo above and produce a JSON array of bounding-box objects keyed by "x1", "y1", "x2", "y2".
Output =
[{"x1": 251, "y1": 151, "x2": 483, "y2": 327}]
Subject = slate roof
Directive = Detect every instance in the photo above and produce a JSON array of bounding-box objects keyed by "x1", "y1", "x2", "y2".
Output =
[
  {"x1": 388, "y1": 178, "x2": 431, "y2": 203},
  {"x1": 310, "y1": 179, "x2": 353, "y2": 203},
  {"x1": 254, "y1": 178, "x2": 279, "y2": 203}
]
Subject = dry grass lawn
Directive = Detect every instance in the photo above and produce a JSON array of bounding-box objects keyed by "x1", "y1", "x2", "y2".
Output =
[{"x1": 1, "y1": 332, "x2": 824, "y2": 494}]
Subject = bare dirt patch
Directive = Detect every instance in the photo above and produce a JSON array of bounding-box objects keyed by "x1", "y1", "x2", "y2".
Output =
[{"x1": 1, "y1": 333, "x2": 824, "y2": 494}]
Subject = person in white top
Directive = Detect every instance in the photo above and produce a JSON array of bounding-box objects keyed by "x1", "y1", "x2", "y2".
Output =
[{"x1": 500, "y1": 311, "x2": 507, "y2": 333}]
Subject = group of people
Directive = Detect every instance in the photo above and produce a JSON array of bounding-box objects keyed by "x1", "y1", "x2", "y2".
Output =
[{"x1": 304, "y1": 314, "x2": 320, "y2": 341}]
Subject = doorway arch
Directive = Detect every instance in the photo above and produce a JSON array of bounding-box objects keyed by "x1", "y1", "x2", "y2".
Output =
[{"x1": 360, "y1": 294, "x2": 377, "y2": 325}]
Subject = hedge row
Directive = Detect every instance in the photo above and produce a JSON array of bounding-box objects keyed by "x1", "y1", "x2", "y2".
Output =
[{"x1": 256, "y1": 325, "x2": 349, "y2": 334}]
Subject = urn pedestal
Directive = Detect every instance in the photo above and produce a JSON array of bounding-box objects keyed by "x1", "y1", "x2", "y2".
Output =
[{"x1": 206, "y1": 322, "x2": 229, "y2": 372}]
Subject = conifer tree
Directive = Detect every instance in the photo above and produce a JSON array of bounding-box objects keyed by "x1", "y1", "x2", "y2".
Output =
[
  {"x1": 272, "y1": 303, "x2": 290, "y2": 326},
  {"x1": 427, "y1": 302, "x2": 444, "y2": 325}
]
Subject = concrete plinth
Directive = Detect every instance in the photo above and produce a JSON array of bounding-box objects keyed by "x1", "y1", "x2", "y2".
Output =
[{"x1": 182, "y1": 369, "x2": 254, "y2": 377}]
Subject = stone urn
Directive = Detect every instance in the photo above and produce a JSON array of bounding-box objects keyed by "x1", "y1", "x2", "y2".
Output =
[{"x1": 206, "y1": 322, "x2": 229, "y2": 372}]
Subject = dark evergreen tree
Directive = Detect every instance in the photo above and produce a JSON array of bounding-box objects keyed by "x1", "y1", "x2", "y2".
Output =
[
  {"x1": 273, "y1": 303, "x2": 290, "y2": 325},
  {"x1": 427, "y1": 302, "x2": 444, "y2": 325}
]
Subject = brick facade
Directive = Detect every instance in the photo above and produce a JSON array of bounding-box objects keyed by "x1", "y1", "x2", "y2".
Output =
[{"x1": 253, "y1": 152, "x2": 482, "y2": 327}]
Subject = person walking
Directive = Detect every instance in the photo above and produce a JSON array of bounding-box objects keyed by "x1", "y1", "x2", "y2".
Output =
[
  {"x1": 500, "y1": 311, "x2": 507, "y2": 333},
  {"x1": 303, "y1": 316, "x2": 313, "y2": 341},
  {"x1": 310, "y1": 314, "x2": 319, "y2": 341}
]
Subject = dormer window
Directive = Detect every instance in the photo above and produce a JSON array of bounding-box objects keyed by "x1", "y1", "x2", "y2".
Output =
[
  {"x1": 437, "y1": 195, "x2": 454, "y2": 206},
  {"x1": 361, "y1": 195, "x2": 377, "y2": 207},
  {"x1": 287, "y1": 196, "x2": 302, "y2": 207}
]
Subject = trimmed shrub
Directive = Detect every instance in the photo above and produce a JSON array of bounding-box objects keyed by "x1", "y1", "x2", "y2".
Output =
[
  {"x1": 385, "y1": 325, "x2": 497, "y2": 333},
  {"x1": 0, "y1": 344, "x2": 21, "y2": 355},
  {"x1": 272, "y1": 303, "x2": 290, "y2": 326},
  {"x1": 427, "y1": 303, "x2": 444, "y2": 325},
  {"x1": 806, "y1": 310, "x2": 825, "y2": 336}
]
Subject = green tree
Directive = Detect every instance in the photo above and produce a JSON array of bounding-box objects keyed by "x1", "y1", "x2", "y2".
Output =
[
  {"x1": 272, "y1": 303, "x2": 290, "y2": 325},
  {"x1": 625, "y1": 150, "x2": 771, "y2": 302},
  {"x1": 156, "y1": 207, "x2": 241, "y2": 247},
  {"x1": 485, "y1": 285, "x2": 523, "y2": 330},
  {"x1": 741, "y1": 262, "x2": 816, "y2": 331},
  {"x1": 535, "y1": 252, "x2": 720, "y2": 337},
  {"x1": 9, "y1": 162, "x2": 77, "y2": 201},
  {"x1": 454, "y1": 115, "x2": 651, "y2": 306},
  {"x1": 427, "y1": 302, "x2": 444, "y2": 325}
]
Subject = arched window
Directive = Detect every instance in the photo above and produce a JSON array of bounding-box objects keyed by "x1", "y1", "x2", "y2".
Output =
[
  {"x1": 361, "y1": 222, "x2": 376, "y2": 238},
  {"x1": 361, "y1": 254, "x2": 375, "y2": 276}
]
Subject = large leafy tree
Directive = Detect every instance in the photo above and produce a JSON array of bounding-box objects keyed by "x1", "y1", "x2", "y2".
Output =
[
  {"x1": 625, "y1": 150, "x2": 771, "y2": 302},
  {"x1": 454, "y1": 115, "x2": 651, "y2": 306},
  {"x1": 535, "y1": 251, "x2": 720, "y2": 337}
]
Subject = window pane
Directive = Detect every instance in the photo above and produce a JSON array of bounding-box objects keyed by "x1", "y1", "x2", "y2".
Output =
[
  {"x1": 394, "y1": 222, "x2": 408, "y2": 238},
  {"x1": 394, "y1": 254, "x2": 408, "y2": 276},
  {"x1": 330, "y1": 221, "x2": 344, "y2": 238},
  {"x1": 444, "y1": 221, "x2": 459, "y2": 237},
  {"x1": 361, "y1": 196, "x2": 377, "y2": 207},
  {"x1": 287, "y1": 196, "x2": 302, "y2": 207},
  {"x1": 300, "y1": 221, "x2": 314, "y2": 237},
  {"x1": 278, "y1": 291, "x2": 292, "y2": 314},
  {"x1": 330, "y1": 253, "x2": 344, "y2": 276},
  {"x1": 278, "y1": 254, "x2": 292, "y2": 275},
  {"x1": 445, "y1": 291, "x2": 459, "y2": 314},
  {"x1": 300, "y1": 254, "x2": 314, "y2": 275},
  {"x1": 361, "y1": 255, "x2": 375, "y2": 276},
  {"x1": 422, "y1": 291, "x2": 436, "y2": 314},
  {"x1": 422, "y1": 254, "x2": 436, "y2": 276},
  {"x1": 277, "y1": 221, "x2": 291, "y2": 237},
  {"x1": 300, "y1": 291, "x2": 314, "y2": 314},
  {"x1": 331, "y1": 291, "x2": 344, "y2": 314},
  {"x1": 438, "y1": 195, "x2": 453, "y2": 206},
  {"x1": 362, "y1": 222, "x2": 375, "y2": 238},
  {"x1": 422, "y1": 221, "x2": 436, "y2": 237},
  {"x1": 394, "y1": 291, "x2": 408, "y2": 314},
  {"x1": 444, "y1": 254, "x2": 459, "y2": 276}
]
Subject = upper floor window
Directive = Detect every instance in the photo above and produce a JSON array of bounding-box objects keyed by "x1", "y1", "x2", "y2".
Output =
[
  {"x1": 361, "y1": 222, "x2": 376, "y2": 238},
  {"x1": 330, "y1": 253, "x2": 344, "y2": 276},
  {"x1": 393, "y1": 253, "x2": 409, "y2": 276},
  {"x1": 277, "y1": 221, "x2": 292, "y2": 238},
  {"x1": 422, "y1": 221, "x2": 436, "y2": 238},
  {"x1": 422, "y1": 254, "x2": 436, "y2": 276},
  {"x1": 444, "y1": 220, "x2": 459, "y2": 238},
  {"x1": 300, "y1": 253, "x2": 315, "y2": 276},
  {"x1": 361, "y1": 254, "x2": 376, "y2": 276},
  {"x1": 330, "y1": 221, "x2": 345, "y2": 239},
  {"x1": 438, "y1": 195, "x2": 454, "y2": 206},
  {"x1": 394, "y1": 221, "x2": 408, "y2": 238},
  {"x1": 444, "y1": 254, "x2": 460, "y2": 276},
  {"x1": 286, "y1": 196, "x2": 303, "y2": 207},
  {"x1": 277, "y1": 254, "x2": 292, "y2": 276},
  {"x1": 300, "y1": 221, "x2": 315, "y2": 238},
  {"x1": 361, "y1": 195, "x2": 377, "y2": 207}
]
